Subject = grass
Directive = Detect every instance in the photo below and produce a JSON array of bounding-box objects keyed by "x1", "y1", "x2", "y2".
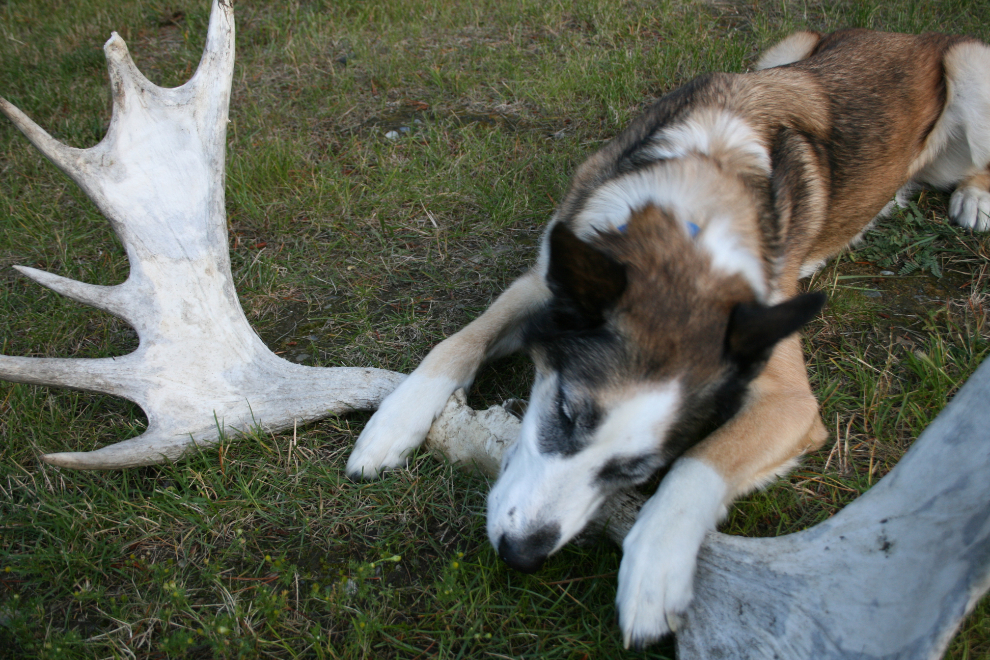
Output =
[{"x1": 1, "y1": 0, "x2": 990, "y2": 657}]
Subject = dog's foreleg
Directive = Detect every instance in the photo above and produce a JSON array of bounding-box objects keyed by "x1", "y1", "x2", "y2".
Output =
[
  {"x1": 615, "y1": 336, "x2": 827, "y2": 648},
  {"x1": 346, "y1": 270, "x2": 550, "y2": 480}
]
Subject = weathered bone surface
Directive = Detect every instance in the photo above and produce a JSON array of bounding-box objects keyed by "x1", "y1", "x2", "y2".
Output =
[
  {"x1": 0, "y1": 0, "x2": 402, "y2": 469},
  {"x1": 428, "y1": 365, "x2": 990, "y2": 660}
]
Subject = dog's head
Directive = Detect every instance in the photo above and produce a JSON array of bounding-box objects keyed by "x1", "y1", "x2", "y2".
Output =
[{"x1": 487, "y1": 204, "x2": 823, "y2": 573}]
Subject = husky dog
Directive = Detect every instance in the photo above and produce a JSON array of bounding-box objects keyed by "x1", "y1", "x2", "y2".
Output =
[{"x1": 347, "y1": 30, "x2": 990, "y2": 647}]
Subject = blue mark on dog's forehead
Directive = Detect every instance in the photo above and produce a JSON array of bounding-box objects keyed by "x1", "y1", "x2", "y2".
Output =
[{"x1": 616, "y1": 221, "x2": 700, "y2": 237}]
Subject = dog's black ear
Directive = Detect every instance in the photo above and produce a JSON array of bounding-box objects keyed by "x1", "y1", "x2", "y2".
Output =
[
  {"x1": 546, "y1": 222, "x2": 627, "y2": 324},
  {"x1": 726, "y1": 292, "x2": 825, "y2": 366}
]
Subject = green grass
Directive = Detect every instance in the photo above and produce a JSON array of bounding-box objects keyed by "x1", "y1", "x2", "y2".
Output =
[{"x1": 2, "y1": 0, "x2": 990, "y2": 658}]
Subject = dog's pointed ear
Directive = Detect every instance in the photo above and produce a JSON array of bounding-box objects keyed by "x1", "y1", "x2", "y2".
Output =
[
  {"x1": 546, "y1": 222, "x2": 627, "y2": 323},
  {"x1": 727, "y1": 292, "x2": 825, "y2": 365}
]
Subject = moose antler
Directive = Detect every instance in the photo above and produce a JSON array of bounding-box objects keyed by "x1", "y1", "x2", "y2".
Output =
[{"x1": 0, "y1": 0, "x2": 402, "y2": 469}]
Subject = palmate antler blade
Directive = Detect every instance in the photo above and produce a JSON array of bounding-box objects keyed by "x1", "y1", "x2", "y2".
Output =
[{"x1": 0, "y1": 0, "x2": 402, "y2": 469}]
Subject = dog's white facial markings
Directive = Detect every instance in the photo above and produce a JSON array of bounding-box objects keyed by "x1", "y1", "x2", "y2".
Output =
[
  {"x1": 616, "y1": 457, "x2": 728, "y2": 648},
  {"x1": 487, "y1": 378, "x2": 682, "y2": 569},
  {"x1": 644, "y1": 109, "x2": 772, "y2": 174}
]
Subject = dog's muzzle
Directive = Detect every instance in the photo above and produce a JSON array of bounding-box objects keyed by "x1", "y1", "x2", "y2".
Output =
[{"x1": 496, "y1": 524, "x2": 561, "y2": 574}]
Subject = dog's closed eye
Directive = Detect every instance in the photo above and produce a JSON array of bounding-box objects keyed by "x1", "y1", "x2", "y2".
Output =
[
  {"x1": 596, "y1": 454, "x2": 660, "y2": 485},
  {"x1": 559, "y1": 395, "x2": 575, "y2": 426},
  {"x1": 557, "y1": 388, "x2": 601, "y2": 432}
]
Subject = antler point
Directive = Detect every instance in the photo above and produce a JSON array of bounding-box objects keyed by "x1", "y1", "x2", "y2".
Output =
[{"x1": 105, "y1": 32, "x2": 125, "y2": 51}]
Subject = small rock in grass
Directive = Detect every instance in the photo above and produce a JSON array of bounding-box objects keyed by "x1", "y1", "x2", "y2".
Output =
[{"x1": 880, "y1": 270, "x2": 895, "y2": 276}]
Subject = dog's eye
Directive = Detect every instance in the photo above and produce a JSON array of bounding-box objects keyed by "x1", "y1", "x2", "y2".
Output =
[
  {"x1": 557, "y1": 386, "x2": 577, "y2": 428},
  {"x1": 596, "y1": 454, "x2": 659, "y2": 485},
  {"x1": 557, "y1": 388, "x2": 599, "y2": 432},
  {"x1": 560, "y1": 398, "x2": 573, "y2": 423}
]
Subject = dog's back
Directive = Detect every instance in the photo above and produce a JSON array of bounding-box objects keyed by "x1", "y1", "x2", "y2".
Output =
[
  {"x1": 755, "y1": 30, "x2": 973, "y2": 265},
  {"x1": 556, "y1": 29, "x2": 982, "y2": 295}
]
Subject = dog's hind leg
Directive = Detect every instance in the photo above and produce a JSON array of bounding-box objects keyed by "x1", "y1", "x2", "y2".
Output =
[
  {"x1": 346, "y1": 270, "x2": 550, "y2": 480},
  {"x1": 616, "y1": 335, "x2": 826, "y2": 648},
  {"x1": 911, "y1": 40, "x2": 990, "y2": 231},
  {"x1": 754, "y1": 31, "x2": 821, "y2": 70}
]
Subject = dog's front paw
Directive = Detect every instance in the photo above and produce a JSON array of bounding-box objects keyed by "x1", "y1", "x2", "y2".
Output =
[
  {"x1": 345, "y1": 373, "x2": 456, "y2": 480},
  {"x1": 615, "y1": 524, "x2": 697, "y2": 649},
  {"x1": 613, "y1": 457, "x2": 727, "y2": 649},
  {"x1": 950, "y1": 186, "x2": 990, "y2": 232}
]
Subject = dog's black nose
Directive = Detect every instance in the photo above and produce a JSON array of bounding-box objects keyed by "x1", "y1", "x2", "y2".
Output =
[
  {"x1": 497, "y1": 524, "x2": 560, "y2": 574},
  {"x1": 498, "y1": 535, "x2": 546, "y2": 573}
]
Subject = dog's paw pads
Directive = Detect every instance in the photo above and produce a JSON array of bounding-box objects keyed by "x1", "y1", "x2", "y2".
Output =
[{"x1": 950, "y1": 186, "x2": 990, "y2": 232}]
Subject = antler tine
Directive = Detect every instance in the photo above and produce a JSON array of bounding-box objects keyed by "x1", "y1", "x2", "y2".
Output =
[
  {"x1": 41, "y1": 430, "x2": 209, "y2": 470},
  {"x1": 101, "y1": 33, "x2": 171, "y2": 109},
  {"x1": 42, "y1": 435, "x2": 197, "y2": 470},
  {"x1": 102, "y1": 0, "x2": 235, "y2": 111},
  {"x1": 0, "y1": 97, "x2": 97, "y2": 187},
  {"x1": 0, "y1": 355, "x2": 138, "y2": 400},
  {"x1": 186, "y1": 0, "x2": 236, "y2": 102},
  {"x1": 13, "y1": 266, "x2": 134, "y2": 323},
  {"x1": 33, "y1": 365, "x2": 406, "y2": 470}
]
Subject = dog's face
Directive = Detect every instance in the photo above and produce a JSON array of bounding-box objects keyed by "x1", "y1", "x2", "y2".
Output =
[{"x1": 487, "y1": 205, "x2": 823, "y2": 572}]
